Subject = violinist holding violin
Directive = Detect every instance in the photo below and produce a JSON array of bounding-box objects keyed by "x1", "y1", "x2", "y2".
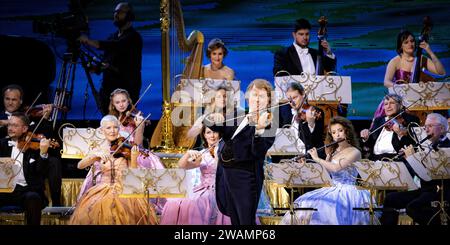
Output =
[
  {"x1": 0, "y1": 84, "x2": 62, "y2": 206},
  {"x1": 279, "y1": 82, "x2": 325, "y2": 158},
  {"x1": 204, "y1": 79, "x2": 275, "y2": 225},
  {"x1": 69, "y1": 115, "x2": 157, "y2": 225},
  {"x1": 0, "y1": 112, "x2": 50, "y2": 225},
  {"x1": 108, "y1": 88, "x2": 146, "y2": 146},
  {"x1": 360, "y1": 94, "x2": 419, "y2": 160}
]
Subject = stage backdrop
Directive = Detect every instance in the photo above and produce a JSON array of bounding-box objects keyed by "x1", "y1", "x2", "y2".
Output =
[{"x1": 0, "y1": 0, "x2": 449, "y2": 120}]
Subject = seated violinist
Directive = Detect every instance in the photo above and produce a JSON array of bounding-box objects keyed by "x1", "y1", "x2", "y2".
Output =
[
  {"x1": 0, "y1": 112, "x2": 50, "y2": 225},
  {"x1": 69, "y1": 115, "x2": 158, "y2": 225},
  {"x1": 77, "y1": 88, "x2": 165, "y2": 212},
  {"x1": 279, "y1": 82, "x2": 325, "y2": 157},
  {"x1": 360, "y1": 94, "x2": 419, "y2": 160},
  {"x1": 0, "y1": 84, "x2": 62, "y2": 206},
  {"x1": 381, "y1": 113, "x2": 450, "y2": 225}
]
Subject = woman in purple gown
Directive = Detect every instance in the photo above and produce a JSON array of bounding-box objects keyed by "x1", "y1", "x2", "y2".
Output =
[{"x1": 373, "y1": 30, "x2": 445, "y2": 118}]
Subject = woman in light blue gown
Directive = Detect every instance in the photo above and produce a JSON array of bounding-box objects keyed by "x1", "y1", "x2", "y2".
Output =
[{"x1": 280, "y1": 116, "x2": 372, "y2": 225}]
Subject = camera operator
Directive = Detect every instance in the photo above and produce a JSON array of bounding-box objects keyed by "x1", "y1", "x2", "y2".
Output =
[{"x1": 78, "y1": 2, "x2": 142, "y2": 115}]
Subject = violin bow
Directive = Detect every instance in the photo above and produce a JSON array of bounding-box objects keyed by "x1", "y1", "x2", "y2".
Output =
[
  {"x1": 24, "y1": 92, "x2": 42, "y2": 115},
  {"x1": 14, "y1": 110, "x2": 50, "y2": 163},
  {"x1": 110, "y1": 113, "x2": 152, "y2": 157}
]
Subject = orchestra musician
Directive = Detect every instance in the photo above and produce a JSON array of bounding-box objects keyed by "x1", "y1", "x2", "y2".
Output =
[
  {"x1": 279, "y1": 82, "x2": 325, "y2": 158},
  {"x1": 360, "y1": 94, "x2": 419, "y2": 160},
  {"x1": 204, "y1": 78, "x2": 275, "y2": 225},
  {"x1": 0, "y1": 112, "x2": 50, "y2": 225},
  {"x1": 0, "y1": 84, "x2": 62, "y2": 206},
  {"x1": 201, "y1": 38, "x2": 235, "y2": 80},
  {"x1": 381, "y1": 113, "x2": 450, "y2": 225},
  {"x1": 69, "y1": 115, "x2": 157, "y2": 225},
  {"x1": 77, "y1": 88, "x2": 165, "y2": 211},
  {"x1": 273, "y1": 18, "x2": 336, "y2": 76}
]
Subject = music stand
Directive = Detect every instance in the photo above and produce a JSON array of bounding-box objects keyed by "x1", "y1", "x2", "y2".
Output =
[
  {"x1": 119, "y1": 168, "x2": 193, "y2": 224},
  {"x1": 265, "y1": 159, "x2": 331, "y2": 224},
  {"x1": 0, "y1": 158, "x2": 20, "y2": 193},
  {"x1": 406, "y1": 148, "x2": 450, "y2": 225},
  {"x1": 353, "y1": 159, "x2": 419, "y2": 225}
]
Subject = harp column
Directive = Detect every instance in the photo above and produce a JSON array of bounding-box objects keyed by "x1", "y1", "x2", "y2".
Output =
[{"x1": 159, "y1": 0, "x2": 175, "y2": 150}]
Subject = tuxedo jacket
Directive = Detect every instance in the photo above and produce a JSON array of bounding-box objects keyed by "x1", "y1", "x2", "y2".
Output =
[
  {"x1": 0, "y1": 138, "x2": 48, "y2": 199},
  {"x1": 279, "y1": 104, "x2": 325, "y2": 154},
  {"x1": 366, "y1": 113, "x2": 420, "y2": 157},
  {"x1": 205, "y1": 114, "x2": 275, "y2": 216},
  {"x1": 273, "y1": 45, "x2": 337, "y2": 76}
]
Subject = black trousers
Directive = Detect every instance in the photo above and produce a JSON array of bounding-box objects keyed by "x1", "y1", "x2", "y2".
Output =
[
  {"x1": 0, "y1": 185, "x2": 45, "y2": 225},
  {"x1": 45, "y1": 156, "x2": 62, "y2": 206},
  {"x1": 222, "y1": 168, "x2": 261, "y2": 225},
  {"x1": 381, "y1": 188, "x2": 449, "y2": 225}
]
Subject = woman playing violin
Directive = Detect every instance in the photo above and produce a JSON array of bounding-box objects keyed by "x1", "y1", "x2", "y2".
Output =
[
  {"x1": 77, "y1": 89, "x2": 165, "y2": 212},
  {"x1": 69, "y1": 115, "x2": 158, "y2": 225},
  {"x1": 360, "y1": 94, "x2": 419, "y2": 160},
  {"x1": 108, "y1": 88, "x2": 146, "y2": 145}
]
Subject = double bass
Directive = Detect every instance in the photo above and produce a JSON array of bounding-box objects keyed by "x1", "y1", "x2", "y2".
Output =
[
  {"x1": 316, "y1": 16, "x2": 328, "y2": 75},
  {"x1": 412, "y1": 16, "x2": 434, "y2": 83}
]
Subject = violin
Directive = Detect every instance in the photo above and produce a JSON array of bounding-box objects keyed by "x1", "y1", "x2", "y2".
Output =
[
  {"x1": 17, "y1": 132, "x2": 60, "y2": 152},
  {"x1": 298, "y1": 103, "x2": 322, "y2": 121},
  {"x1": 109, "y1": 137, "x2": 150, "y2": 159},
  {"x1": 24, "y1": 104, "x2": 68, "y2": 119},
  {"x1": 384, "y1": 114, "x2": 407, "y2": 132},
  {"x1": 119, "y1": 109, "x2": 151, "y2": 127}
]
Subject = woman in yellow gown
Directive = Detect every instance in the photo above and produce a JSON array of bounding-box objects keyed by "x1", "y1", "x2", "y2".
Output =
[{"x1": 69, "y1": 115, "x2": 158, "y2": 225}]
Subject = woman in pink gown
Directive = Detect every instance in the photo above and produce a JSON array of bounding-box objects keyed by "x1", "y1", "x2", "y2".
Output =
[
  {"x1": 160, "y1": 126, "x2": 231, "y2": 225},
  {"x1": 77, "y1": 89, "x2": 165, "y2": 211},
  {"x1": 69, "y1": 115, "x2": 158, "y2": 225}
]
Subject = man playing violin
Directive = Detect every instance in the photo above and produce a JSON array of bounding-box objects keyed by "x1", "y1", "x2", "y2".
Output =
[
  {"x1": 381, "y1": 113, "x2": 449, "y2": 225},
  {"x1": 0, "y1": 112, "x2": 50, "y2": 225},
  {"x1": 360, "y1": 94, "x2": 419, "y2": 160},
  {"x1": 279, "y1": 82, "x2": 325, "y2": 158},
  {"x1": 204, "y1": 79, "x2": 276, "y2": 225},
  {"x1": 0, "y1": 84, "x2": 62, "y2": 206}
]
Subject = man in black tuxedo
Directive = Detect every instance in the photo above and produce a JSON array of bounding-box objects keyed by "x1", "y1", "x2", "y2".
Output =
[
  {"x1": 381, "y1": 113, "x2": 450, "y2": 225},
  {"x1": 205, "y1": 79, "x2": 276, "y2": 225},
  {"x1": 360, "y1": 94, "x2": 419, "y2": 160},
  {"x1": 273, "y1": 18, "x2": 336, "y2": 76},
  {"x1": 278, "y1": 82, "x2": 325, "y2": 158},
  {"x1": 0, "y1": 84, "x2": 62, "y2": 206},
  {"x1": 0, "y1": 112, "x2": 50, "y2": 225}
]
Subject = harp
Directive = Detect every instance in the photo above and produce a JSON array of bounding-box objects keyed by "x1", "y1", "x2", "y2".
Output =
[{"x1": 151, "y1": 0, "x2": 204, "y2": 152}]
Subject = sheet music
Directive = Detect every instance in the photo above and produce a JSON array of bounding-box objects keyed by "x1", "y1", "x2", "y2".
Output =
[{"x1": 354, "y1": 160, "x2": 418, "y2": 190}]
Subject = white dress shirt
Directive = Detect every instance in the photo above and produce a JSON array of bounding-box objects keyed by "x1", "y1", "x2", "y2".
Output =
[
  {"x1": 293, "y1": 42, "x2": 315, "y2": 74},
  {"x1": 9, "y1": 140, "x2": 27, "y2": 187},
  {"x1": 293, "y1": 42, "x2": 336, "y2": 75},
  {"x1": 373, "y1": 127, "x2": 396, "y2": 155}
]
